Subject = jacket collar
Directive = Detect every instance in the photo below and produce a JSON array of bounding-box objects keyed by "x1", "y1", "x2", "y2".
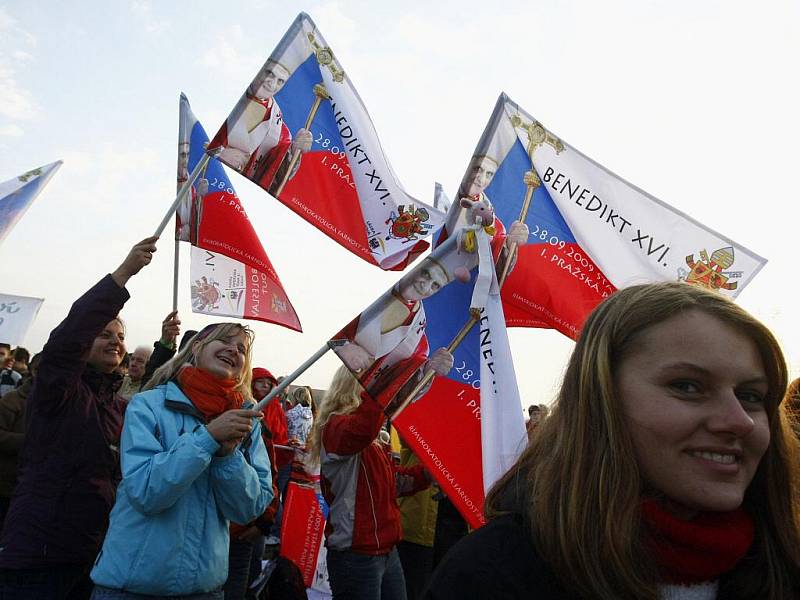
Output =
[{"x1": 82, "y1": 366, "x2": 123, "y2": 399}]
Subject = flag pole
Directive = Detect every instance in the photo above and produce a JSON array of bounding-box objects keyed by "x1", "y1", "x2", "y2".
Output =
[
  {"x1": 153, "y1": 153, "x2": 211, "y2": 238},
  {"x1": 172, "y1": 238, "x2": 180, "y2": 311},
  {"x1": 254, "y1": 344, "x2": 330, "y2": 411},
  {"x1": 390, "y1": 171, "x2": 542, "y2": 421},
  {"x1": 272, "y1": 84, "x2": 331, "y2": 197}
]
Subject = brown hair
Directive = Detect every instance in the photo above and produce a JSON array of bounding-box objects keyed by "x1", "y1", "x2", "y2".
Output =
[{"x1": 486, "y1": 282, "x2": 800, "y2": 599}]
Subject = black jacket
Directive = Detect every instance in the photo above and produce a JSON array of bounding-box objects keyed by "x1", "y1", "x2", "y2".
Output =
[
  {"x1": 0, "y1": 275, "x2": 128, "y2": 568},
  {"x1": 423, "y1": 514, "x2": 773, "y2": 600}
]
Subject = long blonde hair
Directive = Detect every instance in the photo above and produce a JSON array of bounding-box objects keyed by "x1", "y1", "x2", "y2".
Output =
[
  {"x1": 307, "y1": 365, "x2": 364, "y2": 464},
  {"x1": 486, "y1": 282, "x2": 800, "y2": 599},
  {"x1": 145, "y1": 322, "x2": 255, "y2": 403}
]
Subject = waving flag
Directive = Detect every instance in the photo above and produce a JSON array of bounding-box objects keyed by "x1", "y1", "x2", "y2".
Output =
[
  {"x1": 0, "y1": 161, "x2": 61, "y2": 246},
  {"x1": 0, "y1": 293, "x2": 44, "y2": 346},
  {"x1": 390, "y1": 253, "x2": 525, "y2": 529},
  {"x1": 178, "y1": 94, "x2": 301, "y2": 331},
  {"x1": 328, "y1": 230, "x2": 523, "y2": 527},
  {"x1": 207, "y1": 12, "x2": 445, "y2": 271},
  {"x1": 447, "y1": 93, "x2": 766, "y2": 338}
]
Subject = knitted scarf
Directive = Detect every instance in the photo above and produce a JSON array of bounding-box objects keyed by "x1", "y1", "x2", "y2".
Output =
[
  {"x1": 177, "y1": 366, "x2": 243, "y2": 421},
  {"x1": 641, "y1": 497, "x2": 754, "y2": 585}
]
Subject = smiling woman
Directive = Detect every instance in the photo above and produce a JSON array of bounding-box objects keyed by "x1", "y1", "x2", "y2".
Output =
[
  {"x1": 424, "y1": 282, "x2": 800, "y2": 600},
  {"x1": 0, "y1": 237, "x2": 157, "y2": 599},
  {"x1": 88, "y1": 322, "x2": 274, "y2": 599}
]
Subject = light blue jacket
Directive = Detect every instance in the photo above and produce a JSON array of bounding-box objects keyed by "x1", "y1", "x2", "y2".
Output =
[{"x1": 90, "y1": 381, "x2": 273, "y2": 595}]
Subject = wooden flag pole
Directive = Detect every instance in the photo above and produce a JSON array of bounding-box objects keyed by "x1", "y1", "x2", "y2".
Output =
[
  {"x1": 272, "y1": 84, "x2": 331, "y2": 197},
  {"x1": 389, "y1": 170, "x2": 542, "y2": 421}
]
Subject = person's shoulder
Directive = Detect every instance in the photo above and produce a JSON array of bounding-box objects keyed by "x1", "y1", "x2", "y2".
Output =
[
  {"x1": 424, "y1": 514, "x2": 570, "y2": 600},
  {"x1": 128, "y1": 384, "x2": 170, "y2": 410},
  {"x1": 444, "y1": 513, "x2": 536, "y2": 563}
]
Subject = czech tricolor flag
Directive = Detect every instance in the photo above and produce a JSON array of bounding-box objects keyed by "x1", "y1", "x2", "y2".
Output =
[
  {"x1": 178, "y1": 93, "x2": 301, "y2": 331},
  {"x1": 207, "y1": 12, "x2": 444, "y2": 271},
  {"x1": 444, "y1": 93, "x2": 767, "y2": 339}
]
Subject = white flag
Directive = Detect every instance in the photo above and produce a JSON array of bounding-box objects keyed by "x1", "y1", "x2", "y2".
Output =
[{"x1": 0, "y1": 293, "x2": 44, "y2": 346}]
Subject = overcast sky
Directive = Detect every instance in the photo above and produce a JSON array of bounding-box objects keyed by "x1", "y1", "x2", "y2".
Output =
[{"x1": 1, "y1": 0, "x2": 798, "y2": 406}]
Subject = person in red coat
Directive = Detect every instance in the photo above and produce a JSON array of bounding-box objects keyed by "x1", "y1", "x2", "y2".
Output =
[{"x1": 308, "y1": 366, "x2": 434, "y2": 600}]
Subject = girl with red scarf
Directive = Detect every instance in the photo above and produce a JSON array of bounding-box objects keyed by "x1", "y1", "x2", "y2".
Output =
[
  {"x1": 425, "y1": 283, "x2": 800, "y2": 599},
  {"x1": 90, "y1": 323, "x2": 273, "y2": 599}
]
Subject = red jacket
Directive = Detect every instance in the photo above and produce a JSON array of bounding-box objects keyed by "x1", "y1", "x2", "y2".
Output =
[{"x1": 321, "y1": 394, "x2": 428, "y2": 555}]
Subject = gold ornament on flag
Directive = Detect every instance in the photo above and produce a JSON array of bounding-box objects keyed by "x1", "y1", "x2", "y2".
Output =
[
  {"x1": 684, "y1": 247, "x2": 739, "y2": 291},
  {"x1": 308, "y1": 32, "x2": 345, "y2": 83}
]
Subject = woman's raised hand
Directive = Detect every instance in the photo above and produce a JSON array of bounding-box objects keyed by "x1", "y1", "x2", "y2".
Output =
[{"x1": 111, "y1": 236, "x2": 159, "y2": 288}]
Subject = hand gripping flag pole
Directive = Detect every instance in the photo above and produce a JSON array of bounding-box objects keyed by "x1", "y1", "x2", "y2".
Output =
[
  {"x1": 390, "y1": 121, "x2": 544, "y2": 421},
  {"x1": 272, "y1": 83, "x2": 331, "y2": 197}
]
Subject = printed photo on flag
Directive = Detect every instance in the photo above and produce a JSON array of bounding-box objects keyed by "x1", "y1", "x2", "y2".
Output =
[
  {"x1": 178, "y1": 94, "x2": 301, "y2": 331},
  {"x1": 447, "y1": 93, "x2": 766, "y2": 338},
  {"x1": 390, "y1": 243, "x2": 527, "y2": 528},
  {"x1": 0, "y1": 162, "x2": 62, "y2": 247},
  {"x1": 207, "y1": 12, "x2": 445, "y2": 270},
  {"x1": 329, "y1": 234, "x2": 476, "y2": 410}
]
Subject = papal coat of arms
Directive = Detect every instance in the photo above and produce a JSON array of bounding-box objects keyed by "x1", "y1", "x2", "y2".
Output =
[
  {"x1": 385, "y1": 205, "x2": 431, "y2": 242},
  {"x1": 684, "y1": 246, "x2": 738, "y2": 291}
]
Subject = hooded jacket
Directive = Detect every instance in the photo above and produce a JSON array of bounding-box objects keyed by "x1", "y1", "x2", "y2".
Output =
[{"x1": 252, "y1": 367, "x2": 288, "y2": 447}]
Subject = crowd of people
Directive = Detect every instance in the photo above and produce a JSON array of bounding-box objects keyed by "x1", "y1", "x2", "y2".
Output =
[{"x1": 0, "y1": 237, "x2": 797, "y2": 599}]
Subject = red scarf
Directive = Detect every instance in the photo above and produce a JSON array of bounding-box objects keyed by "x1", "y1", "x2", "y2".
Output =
[
  {"x1": 641, "y1": 497, "x2": 754, "y2": 585},
  {"x1": 177, "y1": 366, "x2": 244, "y2": 421}
]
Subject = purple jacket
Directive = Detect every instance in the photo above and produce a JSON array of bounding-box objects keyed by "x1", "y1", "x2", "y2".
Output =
[{"x1": 0, "y1": 275, "x2": 129, "y2": 568}]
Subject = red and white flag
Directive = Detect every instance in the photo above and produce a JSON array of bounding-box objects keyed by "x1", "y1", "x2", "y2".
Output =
[
  {"x1": 177, "y1": 93, "x2": 301, "y2": 331},
  {"x1": 279, "y1": 482, "x2": 326, "y2": 588},
  {"x1": 207, "y1": 13, "x2": 445, "y2": 271}
]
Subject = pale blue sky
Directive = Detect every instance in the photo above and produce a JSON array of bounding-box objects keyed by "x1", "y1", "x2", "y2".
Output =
[{"x1": 1, "y1": 0, "x2": 798, "y2": 402}]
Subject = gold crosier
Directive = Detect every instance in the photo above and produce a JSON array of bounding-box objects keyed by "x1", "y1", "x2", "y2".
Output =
[
  {"x1": 273, "y1": 31, "x2": 342, "y2": 196},
  {"x1": 390, "y1": 113, "x2": 564, "y2": 420}
]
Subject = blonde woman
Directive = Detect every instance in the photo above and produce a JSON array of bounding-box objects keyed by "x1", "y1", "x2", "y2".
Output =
[
  {"x1": 426, "y1": 282, "x2": 800, "y2": 599},
  {"x1": 90, "y1": 323, "x2": 273, "y2": 599},
  {"x1": 309, "y1": 366, "x2": 431, "y2": 600}
]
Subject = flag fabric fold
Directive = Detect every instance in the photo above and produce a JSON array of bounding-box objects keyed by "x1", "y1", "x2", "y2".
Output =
[
  {"x1": 207, "y1": 12, "x2": 445, "y2": 271},
  {"x1": 0, "y1": 161, "x2": 61, "y2": 246},
  {"x1": 178, "y1": 93, "x2": 301, "y2": 331},
  {"x1": 446, "y1": 93, "x2": 767, "y2": 338}
]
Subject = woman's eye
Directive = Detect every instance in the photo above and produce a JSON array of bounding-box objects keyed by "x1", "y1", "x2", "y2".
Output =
[
  {"x1": 736, "y1": 389, "x2": 765, "y2": 406},
  {"x1": 670, "y1": 380, "x2": 700, "y2": 394}
]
